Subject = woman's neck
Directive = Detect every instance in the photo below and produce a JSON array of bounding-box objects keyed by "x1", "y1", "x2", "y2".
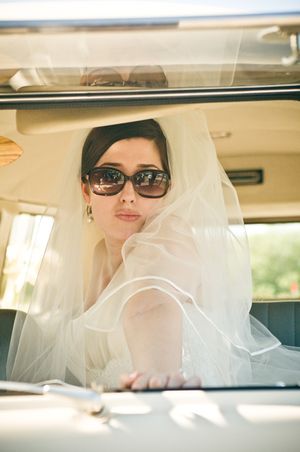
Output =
[{"x1": 104, "y1": 236, "x2": 124, "y2": 276}]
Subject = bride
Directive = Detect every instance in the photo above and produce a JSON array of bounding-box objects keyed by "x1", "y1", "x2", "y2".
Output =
[{"x1": 7, "y1": 108, "x2": 300, "y2": 390}]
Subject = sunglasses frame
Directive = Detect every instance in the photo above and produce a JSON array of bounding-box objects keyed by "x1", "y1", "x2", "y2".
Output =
[{"x1": 86, "y1": 167, "x2": 170, "y2": 198}]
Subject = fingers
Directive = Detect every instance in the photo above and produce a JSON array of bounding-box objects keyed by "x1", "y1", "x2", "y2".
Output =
[
  {"x1": 131, "y1": 373, "x2": 153, "y2": 390},
  {"x1": 120, "y1": 372, "x2": 170, "y2": 390},
  {"x1": 120, "y1": 371, "x2": 201, "y2": 390},
  {"x1": 167, "y1": 372, "x2": 186, "y2": 388},
  {"x1": 131, "y1": 373, "x2": 169, "y2": 390},
  {"x1": 120, "y1": 371, "x2": 142, "y2": 389},
  {"x1": 120, "y1": 372, "x2": 156, "y2": 390},
  {"x1": 148, "y1": 374, "x2": 169, "y2": 389}
]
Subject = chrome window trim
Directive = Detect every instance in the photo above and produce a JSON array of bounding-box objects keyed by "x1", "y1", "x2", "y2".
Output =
[{"x1": 0, "y1": 84, "x2": 299, "y2": 109}]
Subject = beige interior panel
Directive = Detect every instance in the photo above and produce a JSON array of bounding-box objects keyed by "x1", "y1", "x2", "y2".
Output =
[
  {"x1": 220, "y1": 154, "x2": 300, "y2": 218},
  {"x1": 16, "y1": 103, "x2": 199, "y2": 135},
  {"x1": 16, "y1": 100, "x2": 300, "y2": 157}
]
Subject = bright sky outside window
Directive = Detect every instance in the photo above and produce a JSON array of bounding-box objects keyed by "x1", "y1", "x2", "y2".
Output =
[{"x1": 0, "y1": 213, "x2": 54, "y2": 310}]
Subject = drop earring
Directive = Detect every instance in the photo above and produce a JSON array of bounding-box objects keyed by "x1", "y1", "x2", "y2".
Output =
[{"x1": 86, "y1": 205, "x2": 94, "y2": 223}]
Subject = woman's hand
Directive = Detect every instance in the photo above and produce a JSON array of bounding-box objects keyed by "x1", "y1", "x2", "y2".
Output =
[{"x1": 120, "y1": 371, "x2": 201, "y2": 390}]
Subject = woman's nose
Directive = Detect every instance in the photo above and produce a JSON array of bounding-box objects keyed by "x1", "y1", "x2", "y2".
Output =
[{"x1": 120, "y1": 180, "x2": 137, "y2": 203}]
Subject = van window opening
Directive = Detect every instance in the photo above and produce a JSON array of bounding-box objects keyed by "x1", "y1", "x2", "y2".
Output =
[
  {"x1": 0, "y1": 216, "x2": 299, "y2": 310},
  {"x1": 0, "y1": 213, "x2": 54, "y2": 311}
]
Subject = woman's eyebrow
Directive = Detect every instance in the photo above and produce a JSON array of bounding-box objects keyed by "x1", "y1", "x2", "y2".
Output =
[
  {"x1": 137, "y1": 164, "x2": 160, "y2": 169},
  {"x1": 98, "y1": 162, "x2": 122, "y2": 168},
  {"x1": 99, "y1": 162, "x2": 160, "y2": 169}
]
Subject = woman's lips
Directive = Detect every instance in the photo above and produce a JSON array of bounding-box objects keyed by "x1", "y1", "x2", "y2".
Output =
[{"x1": 115, "y1": 212, "x2": 141, "y2": 222}]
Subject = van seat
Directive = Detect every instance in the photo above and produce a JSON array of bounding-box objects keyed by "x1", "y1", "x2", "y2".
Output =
[
  {"x1": 0, "y1": 309, "x2": 25, "y2": 380},
  {"x1": 250, "y1": 301, "x2": 300, "y2": 347}
]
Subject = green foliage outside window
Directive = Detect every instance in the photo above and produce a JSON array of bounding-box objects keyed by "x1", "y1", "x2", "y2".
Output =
[{"x1": 246, "y1": 223, "x2": 300, "y2": 300}]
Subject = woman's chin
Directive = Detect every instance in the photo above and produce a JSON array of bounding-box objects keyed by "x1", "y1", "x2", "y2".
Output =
[{"x1": 112, "y1": 225, "x2": 143, "y2": 244}]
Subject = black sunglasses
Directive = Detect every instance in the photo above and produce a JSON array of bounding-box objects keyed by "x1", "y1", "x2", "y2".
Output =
[
  {"x1": 80, "y1": 65, "x2": 168, "y2": 88},
  {"x1": 85, "y1": 167, "x2": 170, "y2": 198}
]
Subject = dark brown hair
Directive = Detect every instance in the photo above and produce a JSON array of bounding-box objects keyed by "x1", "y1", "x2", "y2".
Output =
[{"x1": 81, "y1": 119, "x2": 170, "y2": 181}]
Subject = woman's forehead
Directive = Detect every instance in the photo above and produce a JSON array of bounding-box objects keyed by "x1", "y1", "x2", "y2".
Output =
[{"x1": 97, "y1": 137, "x2": 162, "y2": 167}]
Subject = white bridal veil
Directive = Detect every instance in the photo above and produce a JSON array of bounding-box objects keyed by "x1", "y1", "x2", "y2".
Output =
[{"x1": 7, "y1": 106, "x2": 300, "y2": 388}]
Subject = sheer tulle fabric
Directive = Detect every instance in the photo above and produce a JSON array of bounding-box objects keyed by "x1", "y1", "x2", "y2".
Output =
[{"x1": 7, "y1": 109, "x2": 300, "y2": 388}]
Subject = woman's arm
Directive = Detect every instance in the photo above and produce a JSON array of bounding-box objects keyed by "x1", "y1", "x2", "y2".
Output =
[
  {"x1": 123, "y1": 289, "x2": 182, "y2": 373},
  {"x1": 122, "y1": 289, "x2": 201, "y2": 389}
]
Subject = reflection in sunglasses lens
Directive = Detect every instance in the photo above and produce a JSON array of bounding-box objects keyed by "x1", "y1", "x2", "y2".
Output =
[
  {"x1": 80, "y1": 66, "x2": 168, "y2": 88},
  {"x1": 89, "y1": 168, "x2": 169, "y2": 198}
]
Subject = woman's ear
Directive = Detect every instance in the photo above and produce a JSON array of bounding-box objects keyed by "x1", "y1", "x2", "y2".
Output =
[{"x1": 81, "y1": 181, "x2": 91, "y2": 204}]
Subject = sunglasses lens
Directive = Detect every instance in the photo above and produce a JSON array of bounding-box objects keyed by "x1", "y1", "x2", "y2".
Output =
[
  {"x1": 134, "y1": 171, "x2": 169, "y2": 197},
  {"x1": 80, "y1": 68, "x2": 124, "y2": 87},
  {"x1": 88, "y1": 168, "x2": 169, "y2": 198},
  {"x1": 89, "y1": 168, "x2": 124, "y2": 195},
  {"x1": 128, "y1": 65, "x2": 168, "y2": 88}
]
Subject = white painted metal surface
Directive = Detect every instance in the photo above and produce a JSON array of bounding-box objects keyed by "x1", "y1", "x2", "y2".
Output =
[{"x1": 0, "y1": 389, "x2": 300, "y2": 452}]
